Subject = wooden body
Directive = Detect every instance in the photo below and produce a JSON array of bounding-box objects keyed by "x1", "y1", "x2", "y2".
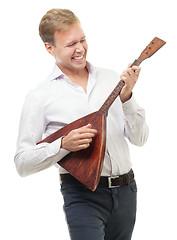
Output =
[
  {"x1": 38, "y1": 111, "x2": 106, "y2": 191},
  {"x1": 59, "y1": 111, "x2": 106, "y2": 191},
  {"x1": 37, "y1": 37, "x2": 166, "y2": 191}
]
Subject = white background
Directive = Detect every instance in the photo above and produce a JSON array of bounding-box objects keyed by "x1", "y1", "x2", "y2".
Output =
[{"x1": 1, "y1": 0, "x2": 176, "y2": 239}]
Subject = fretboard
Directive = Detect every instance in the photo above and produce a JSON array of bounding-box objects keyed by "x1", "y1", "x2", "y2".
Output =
[
  {"x1": 99, "y1": 59, "x2": 141, "y2": 116},
  {"x1": 99, "y1": 80, "x2": 125, "y2": 116}
]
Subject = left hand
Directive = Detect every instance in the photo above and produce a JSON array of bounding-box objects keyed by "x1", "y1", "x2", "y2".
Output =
[{"x1": 120, "y1": 64, "x2": 141, "y2": 103}]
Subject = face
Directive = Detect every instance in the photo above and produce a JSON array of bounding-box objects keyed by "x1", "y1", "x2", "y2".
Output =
[{"x1": 45, "y1": 23, "x2": 88, "y2": 74}]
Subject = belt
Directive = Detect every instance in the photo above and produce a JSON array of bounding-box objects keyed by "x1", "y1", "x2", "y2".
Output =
[{"x1": 60, "y1": 170, "x2": 134, "y2": 189}]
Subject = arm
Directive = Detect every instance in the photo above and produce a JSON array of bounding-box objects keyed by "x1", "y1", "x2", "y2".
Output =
[
  {"x1": 14, "y1": 92, "x2": 69, "y2": 177},
  {"x1": 120, "y1": 64, "x2": 149, "y2": 146},
  {"x1": 122, "y1": 95, "x2": 149, "y2": 146},
  {"x1": 15, "y1": 92, "x2": 97, "y2": 177}
]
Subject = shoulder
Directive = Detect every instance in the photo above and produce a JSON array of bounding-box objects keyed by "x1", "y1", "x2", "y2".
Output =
[
  {"x1": 26, "y1": 64, "x2": 63, "y2": 100},
  {"x1": 24, "y1": 78, "x2": 53, "y2": 106}
]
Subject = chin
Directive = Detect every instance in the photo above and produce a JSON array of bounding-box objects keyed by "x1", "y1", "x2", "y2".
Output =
[{"x1": 72, "y1": 62, "x2": 86, "y2": 70}]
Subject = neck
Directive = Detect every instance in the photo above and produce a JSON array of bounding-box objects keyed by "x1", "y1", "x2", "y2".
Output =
[
  {"x1": 56, "y1": 63, "x2": 89, "y2": 92},
  {"x1": 56, "y1": 63, "x2": 88, "y2": 78}
]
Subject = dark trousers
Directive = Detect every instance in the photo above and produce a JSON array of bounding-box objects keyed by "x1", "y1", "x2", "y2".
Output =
[{"x1": 60, "y1": 178, "x2": 137, "y2": 240}]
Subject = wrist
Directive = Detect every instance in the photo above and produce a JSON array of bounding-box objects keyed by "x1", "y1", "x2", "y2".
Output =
[
  {"x1": 120, "y1": 92, "x2": 132, "y2": 103},
  {"x1": 61, "y1": 136, "x2": 66, "y2": 149}
]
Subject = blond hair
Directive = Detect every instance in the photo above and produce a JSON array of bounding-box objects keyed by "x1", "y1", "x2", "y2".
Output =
[{"x1": 39, "y1": 9, "x2": 80, "y2": 46}]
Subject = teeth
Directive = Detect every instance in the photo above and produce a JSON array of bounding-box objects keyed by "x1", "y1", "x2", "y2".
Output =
[{"x1": 73, "y1": 55, "x2": 84, "y2": 60}]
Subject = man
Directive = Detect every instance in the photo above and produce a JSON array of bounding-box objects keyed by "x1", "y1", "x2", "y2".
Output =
[{"x1": 15, "y1": 8, "x2": 149, "y2": 240}]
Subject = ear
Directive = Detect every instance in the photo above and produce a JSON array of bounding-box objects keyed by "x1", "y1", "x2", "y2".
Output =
[{"x1": 44, "y1": 42, "x2": 55, "y2": 57}]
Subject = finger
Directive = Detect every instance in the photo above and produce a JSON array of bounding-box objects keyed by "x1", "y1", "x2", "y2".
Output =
[
  {"x1": 77, "y1": 124, "x2": 92, "y2": 131},
  {"x1": 79, "y1": 128, "x2": 97, "y2": 136},
  {"x1": 85, "y1": 124, "x2": 98, "y2": 133},
  {"x1": 128, "y1": 63, "x2": 140, "y2": 71},
  {"x1": 132, "y1": 66, "x2": 141, "y2": 74},
  {"x1": 79, "y1": 132, "x2": 96, "y2": 139},
  {"x1": 77, "y1": 125, "x2": 97, "y2": 134},
  {"x1": 85, "y1": 123, "x2": 92, "y2": 128},
  {"x1": 77, "y1": 137, "x2": 93, "y2": 145},
  {"x1": 126, "y1": 67, "x2": 140, "y2": 78},
  {"x1": 131, "y1": 65, "x2": 140, "y2": 70},
  {"x1": 120, "y1": 75, "x2": 127, "y2": 81},
  {"x1": 123, "y1": 67, "x2": 135, "y2": 76},
  {"x1": 76, "y1": 143, "x2": 90, "y2": 151},
  {"x1": 127, "y1": 68, "x2": 135, "y2": 75},
  {"x1": 122, "y1": 70, "x2": 130, "y2": 78}
]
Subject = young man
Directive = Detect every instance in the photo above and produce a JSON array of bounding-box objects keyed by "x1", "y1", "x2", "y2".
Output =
[{"x1": 15, "y1": 9, "x2": 149, "y2": 240}]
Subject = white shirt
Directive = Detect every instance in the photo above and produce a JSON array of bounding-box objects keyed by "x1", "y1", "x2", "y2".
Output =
[{"x1": 14, "y1": 63, "x2": 149, "y2": 177}]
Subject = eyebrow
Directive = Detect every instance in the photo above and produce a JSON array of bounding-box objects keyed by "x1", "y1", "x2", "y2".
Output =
[{"x1": 65, "y1": 36, "x2": 86, "y2": 47}]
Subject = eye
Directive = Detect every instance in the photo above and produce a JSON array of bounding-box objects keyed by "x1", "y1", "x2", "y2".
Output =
[{"x1": 67, "y1": 42, "x2": 76, "y2": 47}]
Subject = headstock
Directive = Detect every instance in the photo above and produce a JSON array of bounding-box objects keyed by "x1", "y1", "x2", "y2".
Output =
[{"x1": 138, "y1": 37, "x2": 166, "y2": 63}]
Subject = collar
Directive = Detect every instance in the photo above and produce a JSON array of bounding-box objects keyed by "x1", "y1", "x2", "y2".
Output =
[{"x1": 48, "y1": 62, "x2": 95, "y2": 81}]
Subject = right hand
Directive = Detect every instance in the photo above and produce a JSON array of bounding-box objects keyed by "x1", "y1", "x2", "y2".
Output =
[{"x1": 61, "y1": 124, "x2": 97, "y2": 152}]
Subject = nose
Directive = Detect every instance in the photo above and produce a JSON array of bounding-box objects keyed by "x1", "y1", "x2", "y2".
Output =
[{"x1": 75, "y1": 42, "x2": 84, "y2": 53}]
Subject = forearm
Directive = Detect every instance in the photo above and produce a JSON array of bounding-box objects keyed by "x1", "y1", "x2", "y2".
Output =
[
  {"x1": 123, "y1": 95, "x2": 149, "y2": 146},
  {"x1": 15, "y1": 138, "x2": 69, "y2": 177}
]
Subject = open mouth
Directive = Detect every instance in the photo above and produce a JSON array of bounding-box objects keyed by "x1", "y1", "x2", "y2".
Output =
[
  {"x1": 72, "y1": 54, "x2": 85, "y2": 62},
  {"x1": 73, "y1": 55, "x2": 84, "y2": 60}
]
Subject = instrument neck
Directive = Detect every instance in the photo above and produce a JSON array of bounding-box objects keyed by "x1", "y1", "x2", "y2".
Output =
[
  {"x1": 99, "y1": 80, "x2": 125, "y2": 116},
  {"x1": 99, "y1": 59, "x2": 141, "y2": 116}
]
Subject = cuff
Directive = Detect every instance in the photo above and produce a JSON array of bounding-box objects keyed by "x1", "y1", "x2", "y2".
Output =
[
  {"x1": 122, "y1": 94, "x2": 138, "y2": 115},
  {"x1": 48, "y1": 138, "x2": 70, "y2": 158}
]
